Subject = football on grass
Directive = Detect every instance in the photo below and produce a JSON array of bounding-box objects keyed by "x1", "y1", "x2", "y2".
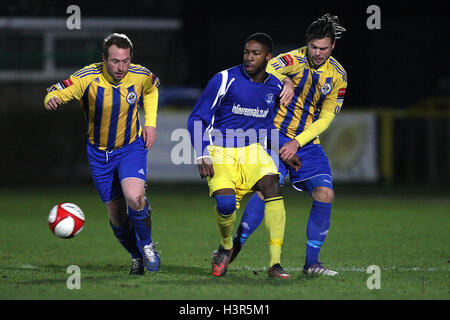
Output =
[{"x1": 48, "y1": 203, "x2": 85, "y2": 238}]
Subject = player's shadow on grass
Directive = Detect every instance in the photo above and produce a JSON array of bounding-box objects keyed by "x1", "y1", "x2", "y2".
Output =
[
  {"x1": 157, "y1": 263, "x2": 310, "y2": 286},
  {"x1": 162, "y1": 263, "x2": 207, "y2": 277},
  {"x1": 3, "y1": 263, "x2": 315, "y2": 287}
]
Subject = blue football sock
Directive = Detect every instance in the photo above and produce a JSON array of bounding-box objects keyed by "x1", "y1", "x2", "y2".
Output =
[
  {"x1": 110, "y1": 218, "x2": 141, "y2": 259},
  {"x1": 235, "y1": 193, "x2": 265, "y2": 246},
  {"x1": 305, "y1": 200, "x2": 332, "y2": 268},
  {"x1": 128, "y1": 202, "x2": 153, "y2": 247}
]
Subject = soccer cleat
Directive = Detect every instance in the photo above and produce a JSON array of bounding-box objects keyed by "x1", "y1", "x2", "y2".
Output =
[
  {"x1": 211, "y1": 245, "x2": 233, "y2": 277},
  {"x1": 129, "y1": 258, "x2": 145, "y2": 276},
  {"x1": 268, "y1": 263, "x2": 290, "y2": 279},
  {"x1": 141, "y1": 243, "x2": 161, "y2": 272},
  {"x1": 303, "y1": 262, "x2": 338, "y2": 276}
]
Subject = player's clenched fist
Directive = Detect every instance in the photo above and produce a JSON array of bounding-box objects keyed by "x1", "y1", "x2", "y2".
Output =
[
  {"x1": 45, "y1": 96, "x2": 62, "y2": 110},
  {"x1": 197, "y1": 157, "x2": 214, "y2": 179}
]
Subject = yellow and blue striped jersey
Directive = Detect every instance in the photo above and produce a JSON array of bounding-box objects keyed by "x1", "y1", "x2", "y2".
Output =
[
  {"x1": 45, "y1": 62, "x2": 159, "y2": 151},
  {"x1": 267, "y1": 46, "x2": 347, "y2": 146}
]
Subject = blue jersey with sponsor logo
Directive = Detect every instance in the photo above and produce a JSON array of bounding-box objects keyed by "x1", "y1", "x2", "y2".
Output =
[{"x1": 187, "y1": 64, "x2": 283, "y2": 158}]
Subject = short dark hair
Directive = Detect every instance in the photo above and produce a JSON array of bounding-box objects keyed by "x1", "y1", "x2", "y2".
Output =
[
  {"x1": 103, "y1": 33, "x2": 134, "y2": 59},
  {"x1": 245, "y1": 32, "x2": 273, "y2": 53},
  {"x1": 305, "y1": 14, "x2": 346, "y2": 43}
]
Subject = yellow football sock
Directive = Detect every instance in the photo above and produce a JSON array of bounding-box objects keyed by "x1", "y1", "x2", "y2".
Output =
[
  {"x1": 216, "y1": 210, "x2": 236, "y2": 250},
  {"x1": 264, "y1": 196, "x2": 286, "y2": 267}
]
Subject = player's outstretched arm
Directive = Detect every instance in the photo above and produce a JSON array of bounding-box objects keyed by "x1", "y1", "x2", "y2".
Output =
[{"x1": 44, "y1": 73, "x2": 86, "y2": 111}]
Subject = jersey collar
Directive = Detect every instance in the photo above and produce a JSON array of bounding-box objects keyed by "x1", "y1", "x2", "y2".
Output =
[
  {"x1": 102, "y1": 63, "x2": 125, "y2": 86},
  {"x1": 307, "y1": 54, "x2": 330, "y2": 72},
  {"x1": 240, "y1": 64, "x2": 270, "y2": 83}
]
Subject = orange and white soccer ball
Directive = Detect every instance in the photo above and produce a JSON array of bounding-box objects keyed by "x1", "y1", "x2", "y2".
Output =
[{"x1": 48, "y1": 203, "x2": 85, "y2": 238}]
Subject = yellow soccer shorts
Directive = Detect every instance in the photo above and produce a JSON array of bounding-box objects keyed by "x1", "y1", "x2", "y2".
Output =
[{"x1": 206, "y1": 143, "x2": 279, "y2": 208}]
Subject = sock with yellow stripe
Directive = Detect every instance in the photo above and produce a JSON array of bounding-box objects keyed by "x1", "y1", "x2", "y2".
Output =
[{"x1": 264, "y1": 196, "x2": 286, "y2": 267}]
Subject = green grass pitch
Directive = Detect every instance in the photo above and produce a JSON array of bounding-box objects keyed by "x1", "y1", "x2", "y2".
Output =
[{"x1": 0, "y1": 183, "x2": 448, "y2": 301}]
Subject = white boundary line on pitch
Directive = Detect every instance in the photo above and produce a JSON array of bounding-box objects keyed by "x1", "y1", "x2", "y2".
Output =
[{"x1": 20, "y1": 264, "x2": 38, "y2": 269}]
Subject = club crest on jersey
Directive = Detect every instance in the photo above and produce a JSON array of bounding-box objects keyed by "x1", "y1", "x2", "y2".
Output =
[
  {"x1": 265, "y1": 93, "x2": 274, "y2": 104},
  {"x1": 320, "y1": 82, "x2": 332, "y2": 95},
  {"x1": 126, "y1": 91, "x2": 137, "y2": 104}
]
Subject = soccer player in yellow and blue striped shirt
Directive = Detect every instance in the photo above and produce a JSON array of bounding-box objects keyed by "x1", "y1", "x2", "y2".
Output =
[
  {"x1": 44, "y1": 33, "x2": 161, "y2": 275},
  {"x1": 232, "y1": 14, "x2": 348, "y2": 276}
]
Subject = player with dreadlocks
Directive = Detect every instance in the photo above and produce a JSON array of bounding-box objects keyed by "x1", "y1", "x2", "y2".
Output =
[{"x1": 231, "y1": 14, "x2": 348, "y2": 276}]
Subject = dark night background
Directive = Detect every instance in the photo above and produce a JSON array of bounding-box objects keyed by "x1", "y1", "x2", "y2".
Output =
[{"x1": 2, "y1": 0, "x2": 448, "y2": 108}]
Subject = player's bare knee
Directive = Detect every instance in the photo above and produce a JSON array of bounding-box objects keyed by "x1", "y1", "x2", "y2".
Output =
[
  {"x1": 312, "y1": 187, "x2": 334, "y2": 203},
  {"x1": 257, "y1": 174, "x2": 281, "y2": 199},
  {"x1": 126, "y1": 193, "x2": 146, "y2": 211}
]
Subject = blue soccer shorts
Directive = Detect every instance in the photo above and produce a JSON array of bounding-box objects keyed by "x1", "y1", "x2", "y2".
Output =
[
  {"x1": 269, "y1": 133, "x2": 333, "y2": 195},
  {"x1": 86, "y1": 137, "x2": 148, "y2": 203}
]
